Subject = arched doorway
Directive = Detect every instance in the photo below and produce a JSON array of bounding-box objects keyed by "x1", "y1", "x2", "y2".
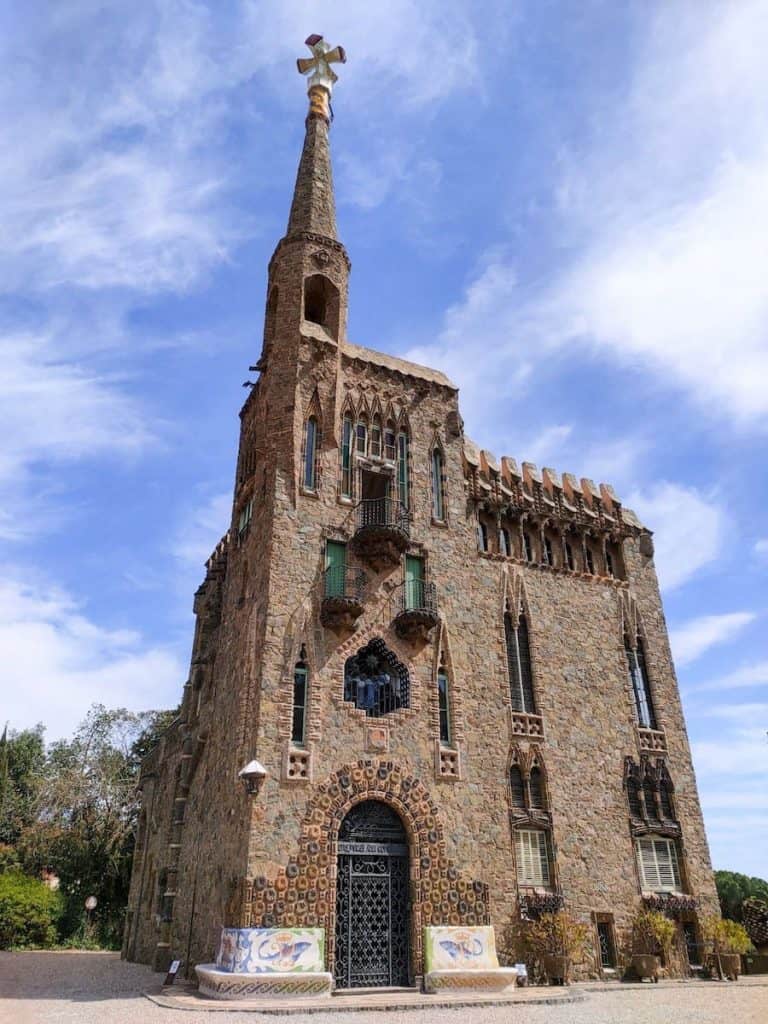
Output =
[{"x1": 334, "y1": 800, "x2": 411, "y2": 989}]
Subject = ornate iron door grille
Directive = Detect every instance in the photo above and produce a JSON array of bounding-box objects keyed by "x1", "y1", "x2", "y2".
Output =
[{"x1": 335, "y1": 842, "x2": 410, "y2": 988}]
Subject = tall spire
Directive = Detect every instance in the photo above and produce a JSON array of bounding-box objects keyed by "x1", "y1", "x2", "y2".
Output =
[{"x1": 286, "y1": 35, "x2": 346, "y2": 241}]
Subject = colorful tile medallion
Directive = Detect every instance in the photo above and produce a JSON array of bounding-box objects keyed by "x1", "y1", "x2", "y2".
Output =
[
  {"x1": 424, "y1": 925, "x2": 500, "y2": 972},
  {"x1": 216, "y1": 927, "x2": 325, "y2": 974}
]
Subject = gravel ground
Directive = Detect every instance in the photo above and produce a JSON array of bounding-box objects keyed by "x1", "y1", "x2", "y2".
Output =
[{"x1": 1, "y1": 952, "x2": 767, "y2": 1024}]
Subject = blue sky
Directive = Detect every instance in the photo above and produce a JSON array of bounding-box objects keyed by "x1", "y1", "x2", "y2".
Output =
[{"x1": 1, "y1": 2, "x2": 766, "y2": 877}]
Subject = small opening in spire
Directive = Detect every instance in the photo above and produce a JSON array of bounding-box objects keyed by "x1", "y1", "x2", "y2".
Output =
[{"x1": 304, "y1": 274, "x2": 339, "y2": 338}]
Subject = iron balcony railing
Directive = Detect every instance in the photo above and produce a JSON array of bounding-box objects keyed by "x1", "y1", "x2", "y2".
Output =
[
  {"x1": 398, "y1": 579, "x2": 438, "y2": 615},
  {"x1": 323, "y1": 564, "x2": 367, "y2": 604},
  {"x1": 355, "y1": 497, "x2": 410, "y2": 538}
]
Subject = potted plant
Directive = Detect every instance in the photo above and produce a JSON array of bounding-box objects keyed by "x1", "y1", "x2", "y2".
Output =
[
  {"x1": 630, "y1": 910, "x2": 676, "y2": 982},
  {"x1": 525, "y1": 911, "x2": 590, "y2": 985},
  {"x1": 701, "y1": 916, "x2": 752, "y2": 981}
]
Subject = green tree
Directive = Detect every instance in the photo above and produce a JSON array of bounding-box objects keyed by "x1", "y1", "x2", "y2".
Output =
[
  {"x1": 17, "y1": 704, "x2": 175, "y2": 948},
  {"x1": 715, "y1": 870, "x2": 768, "y2": 922},
  {"x1": 0, "y1": 724, "x2": 46, "y2": 848},
  {"x1": 0, "y1": 871, "x2": 62, "y2": 948}
]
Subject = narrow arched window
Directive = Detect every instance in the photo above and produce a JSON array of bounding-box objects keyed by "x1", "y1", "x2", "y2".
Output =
[
  {"x1": 477, "y1": 520, "x2": 488, "y2": 552},
  {"x1": 384, "y1": 421, "x2": 397, "y2": 461},
  {"x1": 523, "y1": 531, "x2": 533, "y2": 562},
  {"x1": 431, "y1": 447, "x2": 445, "y2": 521},
  {"x1": 505, "y1": 607, "x2": 536, "y2": 714},
  {"x1": 625, "y1": 635, "x2": 656, "y2": 729},
  {"x1": 643, "y1": 776, "x2": 659, "y2": 822},
  {"x1": 627, "y1": 777, "x2": 643, "y2": 819},
  {"x1": 397, "y1": 431, "x2": 410, "y2": 509},
  {"x1": 370, "y1": 416, "x2": 382, "y2": 458},
  {"x1": 437, "y1": 661, "x2": 451, "y2": 745},
  {"x1": 585, "y1": 545, "x2": 595, "y2": 574},
  {"x1": 510, "y1": 764, "x2": 526, "y2": 809},
  {"x1": 356, "y1": 417, "x2": 368, "y2": 456},
  {"x1": 605, "y1": 549, "x2": 615, "y2": 577},
  {"x1": 341, "y1": 415, "x2": 353, "y2": 497},
  {"x1": 499, "y1": 528, "x2": 511, "y2": 556},
  {"x1": 529, "y1": 766, "x2": 545, "y2": 809},
  {"x1": 659, "y1": 775, "x2": 675, "y2": 821},
  {"x1": 292, "y1": 652, "x2": 308, "y2": 745},
  {"x1": 543, "y1": 536, "x2": 553, "y2": 566},
  {"x1": 303, "y1": 416, "x2": 318, "y2": 490},
  {"x1": 565, "y1": 541, "x2": 575, "y2": 570}
]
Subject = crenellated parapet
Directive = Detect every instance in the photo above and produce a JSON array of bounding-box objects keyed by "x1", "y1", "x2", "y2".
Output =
[{"x1": 464, "y1": 439, "x2": 649, "y2": 580}]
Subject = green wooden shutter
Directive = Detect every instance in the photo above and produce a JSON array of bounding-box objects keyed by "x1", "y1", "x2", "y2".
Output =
[
  {"x1": 405, "y1": 555, "x2": 423, "y2": 610},
  {"x1": 325, "y1": 541, "x2": 346, "y2": 598}
]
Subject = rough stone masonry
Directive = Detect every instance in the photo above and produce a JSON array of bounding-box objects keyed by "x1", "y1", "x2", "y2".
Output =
[{"x1": 123, "y1": 35, "x2": 718, "y2": 986}]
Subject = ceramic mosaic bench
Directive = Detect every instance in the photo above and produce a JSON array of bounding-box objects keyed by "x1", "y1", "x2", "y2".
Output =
[
  {"x1": 423, "y1": 925, "x2": 519, "y2": 994},
  {"x1": 195, "y1": 927, "x2": 332, "y2": 999}
]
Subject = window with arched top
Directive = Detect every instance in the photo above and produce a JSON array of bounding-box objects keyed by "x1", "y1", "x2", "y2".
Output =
[
  {"x1": 523, "y1": 531, "x2": 534, "y2": 562},
  {"x1": 643, "y1": 776, "x2": 659, "y2": 822},
  {"x1": 370, "y1": 415, "x2": 382, "y2": 458},
  {"x1": 543, "y1": 536, "x2": 554, "y2": 566},
  {"x1": 565, "y1": 540, "x2": 575, "y2": 570},
  {"x1": 303, "y1": 416, "x2": 319, "y2": 491},
  {"x1": 340, "y1": 414, "x2": 353, "y2": 497},
  {"x1": 343, "y1": 638, "x2": 409, "y2": 717},
  {"x1": 437, "y1": 656, "x2": 451, "y2": 745},
  {"x1": 505, "y1": 605, "x2": 536, "y2": 714},
  {"x1": 431, "y1": 446, "x2": 446, "y2": 522},
  {"x1": 384, "y1": 421, "x2": 397, "y2": 461},
  {"x1": 627, "y1": 776, "x2": 644, "y2": 819},
  {"x1": 292, "y1": 648, "x2": 309, "y2": 745},
  {"x1": 499, "y1": 527, "x2": 511, "y2": 556},
  {"x1": 625, "y1": 634, "x2": 657, "y2": 729},
  {"x1": 659, "y1": 774, "x2": 675, "y2": 821},
  {"x1": 303, "y1": 274, "x2": 340, "y2": 337},
  {"x1": 510, "y1": 764, "x2": 526, "y2": 809},
  {"x1": 529, "y1": 765, "x2": 545, "y2": 809},
  {"x1": 397, "y1": 431, "x2": 410, "y2": 509},
  {"x1": 356, "y1": 416, "x2": 368, "y2": 456}
]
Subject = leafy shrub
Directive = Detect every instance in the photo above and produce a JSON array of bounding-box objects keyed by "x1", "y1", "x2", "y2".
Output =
[
  {"x1": 631, "y1": 909, "x2": 676, "y2": 958},
  {"x1": 701, "y1": 915, "x2": 753, "y2": 955},
  {"x1": 0, "y1": 872, "x2": 62, "y2": 949}
]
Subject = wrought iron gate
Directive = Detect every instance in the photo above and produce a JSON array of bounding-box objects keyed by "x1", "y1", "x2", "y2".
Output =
[{"x1": 334, "y1": 802, "x2": 411, "y2": 988}]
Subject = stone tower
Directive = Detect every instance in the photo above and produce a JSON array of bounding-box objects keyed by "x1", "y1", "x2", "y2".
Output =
[{"x1": 124, "y1": 37, "x2": 718, "y2": 987}]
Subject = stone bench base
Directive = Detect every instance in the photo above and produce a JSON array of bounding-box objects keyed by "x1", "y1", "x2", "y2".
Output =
[
  {"x1": 424, "y1": 968, "x2": 519, "y2": 994},
  {"x1": 195, "y1": 964, "x2": 333, "y2": 1000}
]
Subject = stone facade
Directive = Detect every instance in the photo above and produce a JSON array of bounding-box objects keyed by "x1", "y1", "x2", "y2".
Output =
[{"x1": 123, "y1": 61, "x2": 718, "y2": 984}]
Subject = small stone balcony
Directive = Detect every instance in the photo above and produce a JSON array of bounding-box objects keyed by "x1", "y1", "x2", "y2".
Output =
[
  {"x1": 393, "y1": 579, "x2": 439, "y2": 641},
  {"x1": 351, "y1": 497, "x2": 410, "y2": 568},
  {"x1": 320, "y1": 565, "x2": 367, "y2": 630}
]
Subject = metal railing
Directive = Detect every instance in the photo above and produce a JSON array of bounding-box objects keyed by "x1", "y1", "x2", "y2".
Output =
[
  {"x1": 323, "y1": 565, "x2": 367, "y2": 604},
  {"x1": 355, "y1": 497, "x2": 410, "y2": 537},
  {"x1": 398, "y1": 579, "x2": 438, "y2": 615}
]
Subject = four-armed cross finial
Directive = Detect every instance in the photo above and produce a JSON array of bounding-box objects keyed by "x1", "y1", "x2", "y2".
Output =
[{"x1": 297, "y1": 34, "x2": 346, "y2": 119}]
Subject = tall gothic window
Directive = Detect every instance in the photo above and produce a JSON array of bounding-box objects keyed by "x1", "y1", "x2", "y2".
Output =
[
  {"x1": 303, "y1": 416, "x2": 318, "y2": 491},
  {"x1": 477, "y1": 520, "x2": 488, "y2": 552},
  {"x1": 499, "y1": 527, "x2": 511, "y2": 556},
  {"x1": 510, "y1": 764, "x2": 526, "y2": 809},
  {"x1": 370, "y1": 415, "x2": 382, "y2": 458},
  {"x1": 529, "y1": 765, "x2": 545, "y2": 809},
  {"x1": 505, "y1": 605, "x2": 536, "y2": 714},
  {"x1": 292, "y1": 649, "x2": 308, "y2": 745},
  {"x1": 523, "y1": 531, "x2": 534, "y2": 562},
  {"x1": 356, "y1": 417, "x2": 368, "y2": 456},
  {"x1": 565, "y1": 540, "x2": 575, "y2": 570},
  {"x1": 431, "y1": 446, "x2": 445, "y2": 522},
  {"x1": 625, "y1": 635, "x2": 657, "y2": 729},
  {"x1": 397, "y1": 431, "x2": 410, "y2": 509},
  {"x1": 437, "y1": 656, "x2": 451, "y2": 745},
  {"x1": 659, "y1": 772, "x2": 675, "y2": 821},
  {"x1": 384, "y1": 421, "x2": 397, "y2": 461},
  {"x1": 643, "y1": 775, "x2": 659, "y2": 822},
  {"x1": 341, "y1": 415, "x2": 353, "y2": 497}
]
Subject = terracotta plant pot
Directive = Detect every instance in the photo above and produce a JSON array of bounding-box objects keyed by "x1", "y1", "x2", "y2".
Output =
[
  {"x1": 632, "y1": 954, "x2": 660, "y2": 982},
  {"x1": 543, "y1": 954, "x2": 569, "y2": 985}
]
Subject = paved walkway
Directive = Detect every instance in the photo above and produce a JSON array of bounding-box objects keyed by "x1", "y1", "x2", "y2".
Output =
[{"x1": 1, "y1": 951, "x2": 767, "y2": 1024}]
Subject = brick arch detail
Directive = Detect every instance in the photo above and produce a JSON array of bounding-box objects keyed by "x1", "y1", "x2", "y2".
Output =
[{"x1": 239, "y1": 758, "x2": 490, "y2": 977}]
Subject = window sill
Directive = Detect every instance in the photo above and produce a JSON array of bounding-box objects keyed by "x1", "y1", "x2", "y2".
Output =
[
  {"x1": 299, "y1": 487, "x2": 320, "y2": 500},
  {"x1": 431, "y1": 518, "x2": 449, "y2": 528}
]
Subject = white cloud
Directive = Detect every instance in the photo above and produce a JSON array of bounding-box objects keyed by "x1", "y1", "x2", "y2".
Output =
[
  {"x1": 690, "y1": 659, "x2": 768, "y2": 693},
  {"x1": 412, "y1": 2, "x2": 768, "y2": 427},
  {"x1": 754, "y1": 538, "x2": 768, "y2": 558},
  {"x1": 172, "y1": 492, "x2": 232, "y2": 571},
  {"x1": 624, "y1": 483, "x2": 723, "y2": 591},
  {"x1": 0, "y1": 329, "x2": 154, "y2": 542},
  {"x1": 670, "y1": 611, "x2": 757, "y2": 667},
  {"x1": 0, "y1": 570, "x2": 184, "y2": 741}
]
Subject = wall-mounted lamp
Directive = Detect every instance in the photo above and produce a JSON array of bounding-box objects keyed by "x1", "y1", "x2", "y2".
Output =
[{"x1": 238, "y1": 759, "x2": 268, "y2": 796}]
